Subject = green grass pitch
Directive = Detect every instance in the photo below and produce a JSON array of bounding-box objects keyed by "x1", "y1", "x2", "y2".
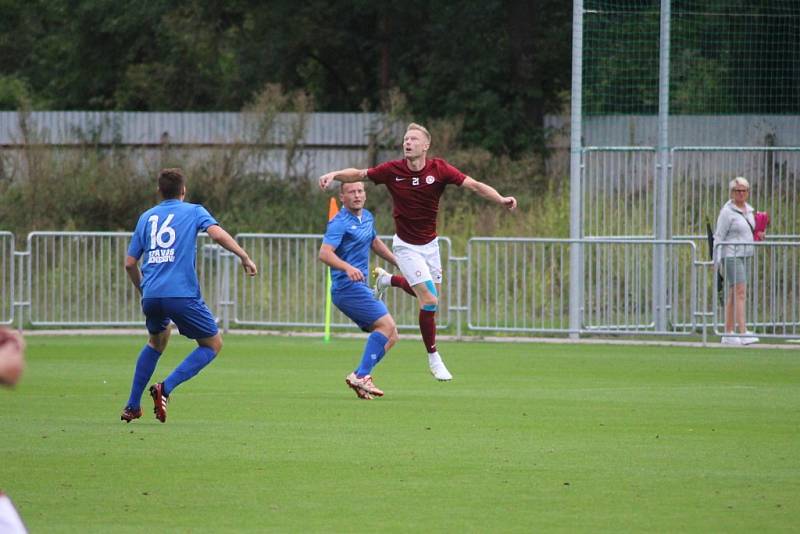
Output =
[{"x1": 1, "y1": 335, "x2": 798, "y2": 532}]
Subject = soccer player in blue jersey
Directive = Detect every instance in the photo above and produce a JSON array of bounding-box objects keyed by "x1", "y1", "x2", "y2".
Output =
[
  {"x1": 319, "y1": 181, "x2": 399, "y2": 400},
  {"x1": 120, "y1": 168, "x2": 257, "y2": 423}
]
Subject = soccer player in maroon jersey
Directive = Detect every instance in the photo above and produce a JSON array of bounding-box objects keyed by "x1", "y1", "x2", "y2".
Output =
[{"x1": 319, "y1": 123, "x2": 517, "y2": 380}]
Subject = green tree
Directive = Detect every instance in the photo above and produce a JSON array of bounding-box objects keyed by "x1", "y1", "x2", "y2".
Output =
[{"x1": 0, "y1": 0, "x2": 573, "y2": 155}]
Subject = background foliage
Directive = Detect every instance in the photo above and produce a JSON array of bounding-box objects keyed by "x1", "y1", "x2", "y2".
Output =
[{"x1": 0, "y1": 0, "x2": 572, "y2": 155}]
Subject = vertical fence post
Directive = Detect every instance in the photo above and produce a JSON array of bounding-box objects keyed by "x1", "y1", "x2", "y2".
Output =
[
  {"x1": 569, "y1": 0, "x2": 584, "y2": 339},
  {"x1": 14, "y1": 250, "x2": 28, "y2": 331},
  {"x1": 653, "y1": 0, "x2": 671, "y2": 331},
  {"x1": 448, "y1": 255, "x2": 468, "y2": 339}
]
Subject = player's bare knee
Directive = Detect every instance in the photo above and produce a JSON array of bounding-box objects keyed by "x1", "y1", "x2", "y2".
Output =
[
  {"x1": 149, "y1": 330, "x2": 170, "y2": 352},
  {"x1": 420, "y1": 294, "x2": 438, "y2": 311},
  {"x1": 386, "y1": 326, "x2": 399, "y2": 349},
  {"x1": 418, "y1": 280, "x2": 439, "y2": 311},
  {"x1": 199, "y1": 334, "x2": 223, "y2": 354},
  {"x1": 374, "y1": 315, "x2": 396, "y2": 339}
]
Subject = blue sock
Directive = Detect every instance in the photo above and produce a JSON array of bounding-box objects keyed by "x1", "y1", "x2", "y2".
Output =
[
  {"x1": 355, "y1": 331, "x2": 389, "y2": 377},
  {"x1": 163, "y1": 346, "x2": 217, "y2": 396},
  {"x1": 126, "y1": 345, "x2": 162, "y2": 409}
]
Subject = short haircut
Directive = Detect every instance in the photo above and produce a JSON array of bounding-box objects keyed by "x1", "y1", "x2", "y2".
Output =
[
  {"x1": 340, "y1": 181, "x2": 364, "y2": 194},
  {"x1": 729, "y1": 176, "x2": 750, "y2": 192},
  {"x1": 406, "y1": 122, "x2": 431, "y2": 143},
  {"x1": 158, "y1": 168, "x2": 186, "y2": 199}
]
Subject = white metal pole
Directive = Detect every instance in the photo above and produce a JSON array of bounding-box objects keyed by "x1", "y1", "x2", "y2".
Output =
[
  {"x1": 569, "y1": 0, "x2": 584, "y2": 338},
  {"x1": 654, "y1": 0, "x2": 671, "y2": 331}
]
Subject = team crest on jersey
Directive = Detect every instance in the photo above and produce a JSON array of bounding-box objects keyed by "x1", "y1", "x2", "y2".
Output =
[{"x1": 425, "y1": 175, "x2": 435, "y2": 184}]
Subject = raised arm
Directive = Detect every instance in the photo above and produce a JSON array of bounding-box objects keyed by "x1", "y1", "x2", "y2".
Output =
[
  {"x1": 318, "y1": 168, "x2": 368, "y2": 191},
  {"x1": 461, "y1": 176, "x2": 517, "y2": 210},
  {"x1": 206, "y1": 225, "x2": 258, "y2": 276}
]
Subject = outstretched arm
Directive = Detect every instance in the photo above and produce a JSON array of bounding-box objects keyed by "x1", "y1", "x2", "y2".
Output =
[
  {"x1": 462, "y1": 176, "x2": 517, "y2": 210},
  {"x1": 319, "y1": 244, "x2": 365, "y2": 282},
  {"x1": 318, "y1": 168, "x2": 368, "y2": 190},
  {"x1": 206, "y1": 225, "x2": 258, "y2": 276}
]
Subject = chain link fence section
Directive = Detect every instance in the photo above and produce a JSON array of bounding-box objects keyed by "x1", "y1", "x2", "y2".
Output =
[{"x1": 671, "y1": 147, "x2": 800, "y2": 240}]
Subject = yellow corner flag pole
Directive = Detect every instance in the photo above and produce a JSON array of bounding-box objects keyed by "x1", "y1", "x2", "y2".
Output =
[{"x1": 323, "y1": 197, "x2": 339, "y2": 342}]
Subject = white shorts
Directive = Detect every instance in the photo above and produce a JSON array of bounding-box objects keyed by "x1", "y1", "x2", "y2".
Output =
[
  {"x1": 0, "y1": 494, "x2": 27, "y2": 533},
  {"x1": 392, "y1": 234, "x2": 442, "y2": 287}
]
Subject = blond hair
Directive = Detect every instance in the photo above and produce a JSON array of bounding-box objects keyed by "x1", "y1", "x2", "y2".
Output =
[
  {"x1": 406, "y1": 123, "x2": 431, "y2": 143},
  {"x1": 729, "y1": 176, "x2": 750, "y2": 192}
]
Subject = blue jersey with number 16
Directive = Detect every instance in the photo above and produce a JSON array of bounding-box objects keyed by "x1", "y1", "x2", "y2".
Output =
[{"x1": 127, "y1": 199, "x2": 218, "y2": 298}]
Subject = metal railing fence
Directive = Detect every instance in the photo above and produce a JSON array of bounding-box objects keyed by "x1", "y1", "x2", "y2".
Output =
[
  {"x1": 233, "y1": 234, "x2": 450, "y2": 330},
  {"x1": 3, "y1": 230, "x2": 800, "y2": 341},
  {"x1": 467, "y1": 238, "x2": 698, "y2": 335},
  {"x1": 582, "y1": 147, "x2": 656, "y2": 238},
  {"x1": 713, "y1": 241, "x2": 800, "y2": 339},
  {"x1": 0, "y1": 232, "x2": 13, "y2": 325},
  {"x1": 21, "y1": 232, "x2": 223, "y2": 328},
  {"x1": 26, "y1": 232, "x2": 139, "y2": 326},
  {"x1": 468, "y1": 238, "x2": 570, "y2": 333}
]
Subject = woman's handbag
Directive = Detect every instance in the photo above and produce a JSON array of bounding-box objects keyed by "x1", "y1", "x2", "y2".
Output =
[{"x1": 753, "y1": 211, "x2": 770, "y2": 241}]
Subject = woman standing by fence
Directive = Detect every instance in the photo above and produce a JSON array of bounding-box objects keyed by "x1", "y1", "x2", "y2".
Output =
[{"x1": 714, "y1": 177, "x2": 761, "y2": 345}]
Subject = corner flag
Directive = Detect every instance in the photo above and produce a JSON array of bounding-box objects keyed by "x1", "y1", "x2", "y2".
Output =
[{"x1": 323, "y1": 197, "x2": 339, "y2": 342}]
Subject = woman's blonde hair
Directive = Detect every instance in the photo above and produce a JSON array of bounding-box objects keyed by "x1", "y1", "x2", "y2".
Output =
[{"x1": 729, "y1": 176, "x2": 750, "y2": 192}]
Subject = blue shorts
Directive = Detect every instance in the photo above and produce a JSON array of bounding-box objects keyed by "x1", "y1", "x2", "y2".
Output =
[
  {"x1": 142, "y1": 297, "x2": 219, "y2": 340},
  {"x1": 332, "y1": 282, "x2": 389, "y2": 332}
]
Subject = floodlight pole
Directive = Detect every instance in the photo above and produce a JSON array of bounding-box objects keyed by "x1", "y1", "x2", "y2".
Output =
[
  {"x1": 654, "y1": 0, "x2": 671, "y2": 331},
  {"x1": 568, "y1": 0, "x2": 584, "y2": 339}
]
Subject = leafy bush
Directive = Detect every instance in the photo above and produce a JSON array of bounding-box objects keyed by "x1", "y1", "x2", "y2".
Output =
[{"x1": 0, "y1": 90, "x2": 562, "y2": 241}]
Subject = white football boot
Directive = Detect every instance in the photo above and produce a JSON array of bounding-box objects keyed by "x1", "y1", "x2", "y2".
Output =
[
  {"x1": 372, "y1": 267, "x2": 391, "y2": 300},
  {"x1": 428, "y1": 351, "x2": 453, "y2": 381}
]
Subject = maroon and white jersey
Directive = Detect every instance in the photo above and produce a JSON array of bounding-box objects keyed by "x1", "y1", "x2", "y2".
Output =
[{"x1": 367, "y1": 157, "x2": 466, "y2": 245}]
